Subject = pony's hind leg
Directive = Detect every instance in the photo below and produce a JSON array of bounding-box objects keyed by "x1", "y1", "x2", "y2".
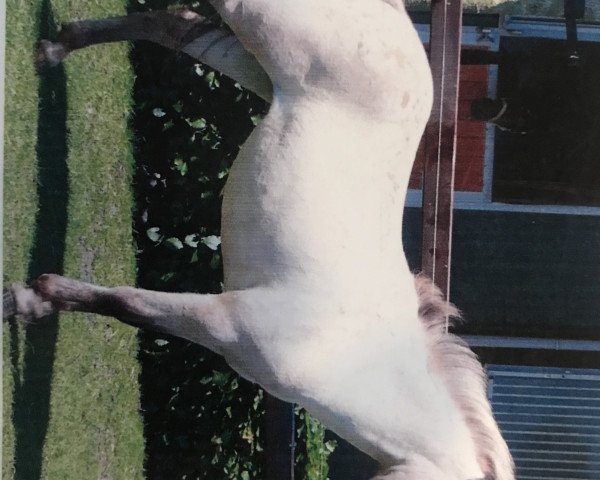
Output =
[
  {"x1": 36, "y1": 9, "x2": 214, "y2": 70},
  {"x1": 8, "y1": 274, "x2": 242, "y2": 355}
]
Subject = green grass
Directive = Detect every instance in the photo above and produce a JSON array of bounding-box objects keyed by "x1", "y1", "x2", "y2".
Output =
[{"x1": 3, "y1": 1, "x2": 145, "y2": 478}]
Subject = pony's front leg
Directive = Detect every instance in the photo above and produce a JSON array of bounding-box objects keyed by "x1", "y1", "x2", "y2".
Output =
[{"x1": 9, "y1": 274, "x2": 240, "y2": 354}]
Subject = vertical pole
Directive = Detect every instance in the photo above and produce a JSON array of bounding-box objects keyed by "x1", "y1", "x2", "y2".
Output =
[
  {"x1": 421, "y1": 0, "x2": 463, "y2": 301},
  {"x1": 564, "y1": 0, "x2": 583, "y2": 63},
  {"x1": 0, "y1": 0, "x2": 5, "y2": 450},
  {"x1": 265, "y1": 393, "x2": 295, "y2": 480}
]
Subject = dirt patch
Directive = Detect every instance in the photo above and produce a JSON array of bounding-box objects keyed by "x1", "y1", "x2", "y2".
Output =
[
  {"x1": 95, "y1": 426, "x2": 115, "y2": 480},
  {"x1": 79, "y1": 239, "x2": 97, "y2": 283}
]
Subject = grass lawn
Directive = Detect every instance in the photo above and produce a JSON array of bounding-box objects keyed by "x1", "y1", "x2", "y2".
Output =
[{"x1": 3, "y1": 0, "x2": 145, "y2": 478}]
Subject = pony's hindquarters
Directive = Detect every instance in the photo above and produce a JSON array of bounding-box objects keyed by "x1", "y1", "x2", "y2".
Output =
[{"x1": 209, "y1": 0, "x2": 432, "y2": 123}]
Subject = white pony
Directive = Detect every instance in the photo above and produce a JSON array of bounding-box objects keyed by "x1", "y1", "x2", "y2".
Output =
[{"x1": 9, "y1": 1, "x2": 514, "y2": 478}]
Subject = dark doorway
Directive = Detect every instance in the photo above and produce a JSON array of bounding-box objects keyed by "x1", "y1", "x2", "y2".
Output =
[{"x1": 492, "y1": 37, "x2": 600, "y2": 206}]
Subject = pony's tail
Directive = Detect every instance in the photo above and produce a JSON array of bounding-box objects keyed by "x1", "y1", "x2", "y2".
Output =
[{"x1": 414, "y1": 274, "x2": 515, "y2": 480}]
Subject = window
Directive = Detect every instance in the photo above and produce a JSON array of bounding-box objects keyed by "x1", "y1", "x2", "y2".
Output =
[{"x1": 488, "y1": 364, "x2": 600, "y2": 480}]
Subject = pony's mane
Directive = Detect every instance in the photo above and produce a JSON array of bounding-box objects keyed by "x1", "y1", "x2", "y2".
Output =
[{"x1": 414, "y1": 274, "x2": 515, "y2": 480}]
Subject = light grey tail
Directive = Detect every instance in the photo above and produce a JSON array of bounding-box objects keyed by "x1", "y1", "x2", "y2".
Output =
[{"x1": 414, "y1": 274, "x2": 515, "y2": 480}]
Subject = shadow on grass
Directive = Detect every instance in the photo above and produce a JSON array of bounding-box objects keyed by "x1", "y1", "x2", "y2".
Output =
[{"x1": 9, "y1": 0, "x2": 68, "y2": 478}]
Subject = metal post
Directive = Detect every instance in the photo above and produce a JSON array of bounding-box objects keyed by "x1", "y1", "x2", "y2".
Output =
[
  {"x1": 564, "y1": 0, "x2": 584, "y2": 63},
  {"x1": 265, "y1": 393, "x2": 295, "y2": 480},
  {"x1": 421, "y1": 0, "x2": 463, "y2": 299}
]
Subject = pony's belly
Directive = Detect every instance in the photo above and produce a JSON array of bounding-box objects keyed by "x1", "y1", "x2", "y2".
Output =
[
  {"x1": 220, "y1": 161, "x2": 410, "y2": 288},
  {"x1": 220, "y1": 206, "x2": 407, "y2": 291},
  {"x1": 219, "y1": 192, "x2": 305, "y2": 289},
  {"x1": 219, "y1": 95, "x2": 422, "y2": 290}
]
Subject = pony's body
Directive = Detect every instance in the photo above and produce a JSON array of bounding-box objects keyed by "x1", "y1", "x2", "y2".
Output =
[
  {"x1": 8, "y1": 1, "x2": 514, "y2": 478},
  {"x1": 213, "y1": 3, "x2": 478, "y2": 471}
]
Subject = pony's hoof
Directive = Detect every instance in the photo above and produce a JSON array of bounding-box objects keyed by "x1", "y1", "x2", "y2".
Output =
[
  {"x1": 36, "y1": 39, "x2": 68, "y2": 73},
  {"x1": 4, "y1": 284, "x2": 55, "y2": 321},
  {"x1": 3, "y1": 288, "x2": 17, "y2": 320}
]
